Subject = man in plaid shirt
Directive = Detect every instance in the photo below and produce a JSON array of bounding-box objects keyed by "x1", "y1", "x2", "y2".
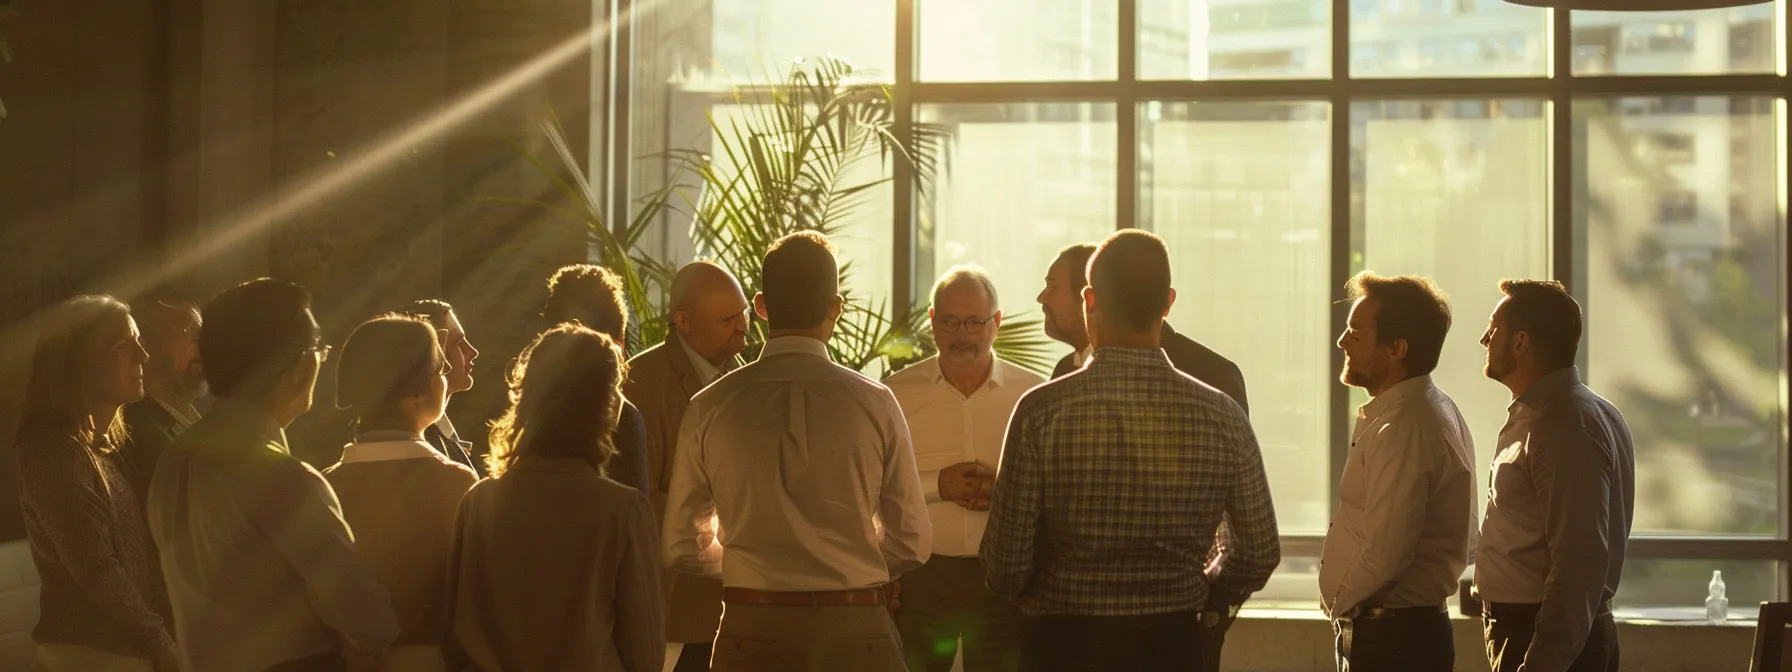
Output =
[{"x1": 981, "y1": 229, "x2": 1280, "y2": 671}]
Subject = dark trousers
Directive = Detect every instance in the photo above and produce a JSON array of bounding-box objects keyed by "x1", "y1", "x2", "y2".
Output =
[
  {"x1": 673, "y1": 642, "x2": 713, "y2": 672},
  {"x1": 1193, "y1": 606, "x2": 1236, "y2": 672},
  {"x1": 894, "y1": 556, "x2": 1028, "y2": 672},
  {"x1": 1483, "y1": 603, "x2": 1619, "y2": 672},
  {"x1": 1020, "y1": 609, "x2": 1203, "y2": 672},
  {"x1": 1333, "y1": 608, "x2": 1454, "y2": 672}
]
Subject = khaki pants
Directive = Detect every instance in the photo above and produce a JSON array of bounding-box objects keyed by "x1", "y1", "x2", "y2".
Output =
[
  {"x1": 36, "y1": 643, "x2": 154, "y2": 672},
  {"x1": 710, "y1": 602, "x2": 904, "y2": 672},
  {"x1": 894, "y1": 556, "x2": 1027, "y2": 672}
]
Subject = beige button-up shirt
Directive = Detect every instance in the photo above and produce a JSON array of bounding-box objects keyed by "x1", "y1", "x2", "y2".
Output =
[
  {"x1": 663, "y1": 336, "x2": 933, "y2": 590},
  {"x1": 1320, "y1": 375, "x2": 1478, "y2": 619},
  {"x1": 1476, "y1": 367, "x2": 1635, "y2": 672},
  {"x1": 885, "y1": 355, "x2": 1043, "y2": 558}
]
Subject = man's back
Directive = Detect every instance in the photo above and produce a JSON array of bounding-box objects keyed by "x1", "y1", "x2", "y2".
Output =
[
  {"x1": 982, "y1": 347, "x2": 1279, "y2": 616},
  {"x1": 149, "y1": 400, "x2": 397, "y2": 671},
  {"x1": 665, "y1": 337, "x2": 931, "y2": 591}
]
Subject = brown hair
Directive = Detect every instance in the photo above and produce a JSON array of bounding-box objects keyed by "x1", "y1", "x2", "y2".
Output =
[
  {"x1": 1055, "y1": 243, "x2": 1099, "y2": 290},
  {"x1": 485, "y1": 323, "x2": 628, "y2": 477},
  {"x1": 1498, "y1": 279, "x2": 1582, "y2": 369},
  {"x1": 761, "y1": 231, "x2": 840, "y2": 330},
  {"x1": 1346, "y1": 272, "x2": 1452, "y2": 377},
  {"x1": 1088, "y1": 231, "x2": 1172, "y2": 333},
  {"x1": 335, "y1": 314, "x2": 443, "y2": 428},
  {"x1": 23, "y1": 295, "x2": 134, "y2": 451},
  {"x1": 543, "y1": 265, "x2": 629, "y2": 342},
  {"x1": 398, "y1": 299, "x2": 455, "y2": 329}
]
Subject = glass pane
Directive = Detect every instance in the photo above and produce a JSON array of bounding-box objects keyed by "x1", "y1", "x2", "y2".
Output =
[
  {"x1": 918, "y1": 0, "x2": 1118, "y2": 81},
  {"x1": 705, "y1": 0, "x2": 894, "y2": 80},
  {"x1": 1573, "y1": 4, "x2": 1777, "y2": 76},
  {"x1": 1352, "y1": 99, "x2": 1551, "y2": 517},
  {"x1": 1141, "y1": 101, "x2": 1333, "y2": 533},
  {"x1": 1615, "y1": 560, "x2": 1777, "y2": 619},
  {"x1": 1351, "y1": 0, "x2": 1547, "y2": 77},
  {"x1": 629, "y1": 0, "x2": 897, "y2": 268},
  {"x1": 1577, "y1": 96, "x2": 1786, "y2": 536},
  {"x1": 1138, "y1": 0, "x2": 1330, "y2": 79},
  {"x1": 916, "y1": 103, "x2": 1118, "y2": 365}
]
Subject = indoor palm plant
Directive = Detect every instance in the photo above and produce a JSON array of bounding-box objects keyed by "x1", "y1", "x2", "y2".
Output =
[{"x1": 501, "y1": 56, "x2": 1057, "y2": 375}]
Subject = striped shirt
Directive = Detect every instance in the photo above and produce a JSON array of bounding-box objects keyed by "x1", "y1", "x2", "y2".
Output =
[{"x1": 981, "y1": 346, "x2": 1280, "y2": 616}]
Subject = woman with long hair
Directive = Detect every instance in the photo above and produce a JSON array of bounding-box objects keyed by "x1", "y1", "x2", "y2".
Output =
[
  {"x1": 448, "y1": 323, "x2": 663, "y2": 672},
  {"x1": 15, "y1": 295, "x2": 179, "y2": 671},
  {"x1": 323, "y1": 314, "x2": 477, "y2": 672}
]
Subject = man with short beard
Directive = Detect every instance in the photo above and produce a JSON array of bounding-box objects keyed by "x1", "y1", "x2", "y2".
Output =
[
  {"x1": 1475, "y1": 280, "x2": 1633, "y2": 672},
  {"x1": 1320, "y1": 272, "x2": 1476, "y2": 672},
  {"x1": 886, "y1": 266, "x2": 1042, "y2": 672},
  {"x1": 120, "y1": 292, "x2": 208, "y2": 501}
]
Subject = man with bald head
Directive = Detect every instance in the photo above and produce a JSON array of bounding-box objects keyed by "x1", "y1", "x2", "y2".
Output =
[
  {"x1": 885, "y1": 265, "x2": 1042, "y2": 671},
  {"x1": 983, "y1": 230, "x2": 1280, "y2": 671},
  {"x1": 624, "y1": 260, "x2": 751, "y2": 671}
]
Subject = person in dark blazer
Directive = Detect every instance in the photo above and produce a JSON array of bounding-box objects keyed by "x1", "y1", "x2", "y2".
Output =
[
  {"x1": 119, "y1": 292, "x2": 208, "y2": 501},
  {"x1": 623, "y1": 261, "x2": 750, "y2": 671},
  {"x1": 1035, "y1": 242, "x2": 1251, "y2": 672},
  {"x1": 398, "y1": 300, "x2": 486, "y2": 477},
  {"x1": 540, "y1": 264, "x2": 651, "y2": 494}
]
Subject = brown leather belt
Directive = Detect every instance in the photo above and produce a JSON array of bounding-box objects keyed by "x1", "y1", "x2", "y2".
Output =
[{"x1": 723, "y1": 586, "x2": 889, "y2": 607}]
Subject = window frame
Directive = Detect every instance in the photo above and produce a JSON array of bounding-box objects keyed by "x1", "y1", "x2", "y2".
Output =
[{"x1": 603, "y1": 0, "x2": 1792, "y2": 601}]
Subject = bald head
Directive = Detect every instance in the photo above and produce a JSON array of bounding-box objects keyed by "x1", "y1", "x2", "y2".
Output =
[
  {"x1": 670, "y1": 261, "x2": 751, "y2": 366},
  {"x1": 1087, "y1": 229, "x2": 1175, "y2": 336}
]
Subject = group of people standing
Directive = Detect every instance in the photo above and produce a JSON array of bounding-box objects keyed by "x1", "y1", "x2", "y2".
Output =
[{"x1": 13, "y1": 226, "x2": 1634, "y2": 672}]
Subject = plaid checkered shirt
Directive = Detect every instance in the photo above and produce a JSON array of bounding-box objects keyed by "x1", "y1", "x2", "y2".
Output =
[{"x1": 980, "y1": 346, "x2": 1281, "y2": 616}]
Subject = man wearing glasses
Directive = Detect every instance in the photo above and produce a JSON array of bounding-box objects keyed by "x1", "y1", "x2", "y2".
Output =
[
  {"x1": 119, "y1": 290, "x2": 209, "y2": 501},
  {"x1": 885, "y1": 266, "x2": 1044, "y2": 672},
  {"x1": 148, "y1": 278, "x2": 398, "y2": 672}
]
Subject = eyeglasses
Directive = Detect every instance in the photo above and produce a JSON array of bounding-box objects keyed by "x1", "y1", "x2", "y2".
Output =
[
  {"x1": 933, "y1": 312, "x2": 998, "y2": 334},
  {"x1": 303, "y1": 344, "x2": 333, "y2": 363}
]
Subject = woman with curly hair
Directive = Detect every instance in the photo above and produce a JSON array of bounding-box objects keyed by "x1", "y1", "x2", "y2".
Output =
[{"x1": 447, "y1": 323, "x2": 663, "y2": 672}]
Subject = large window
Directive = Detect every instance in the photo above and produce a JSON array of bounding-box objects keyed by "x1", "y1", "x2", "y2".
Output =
[{"x1": 623, "y1": 0, "x2": 1792, "y2": 612}]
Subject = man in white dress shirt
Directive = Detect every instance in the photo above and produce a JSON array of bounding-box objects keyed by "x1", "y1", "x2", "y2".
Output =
[
  {"x1": 1320, "y1": 272, "x2": 1478, "y2": 672},
  {"x1": 664, "y1": 231, "x2": 933, "y2": 672},
  {"x1": 885, "y1": 266, "x2": 1043, "y2": 672}
]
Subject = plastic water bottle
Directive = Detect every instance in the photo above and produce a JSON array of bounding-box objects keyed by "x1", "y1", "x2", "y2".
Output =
[{"x1": 1706, "y1": 570, "x2": 1728, "y2": 624}]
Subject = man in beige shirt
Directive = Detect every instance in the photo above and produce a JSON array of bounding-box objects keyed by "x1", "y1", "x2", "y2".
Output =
[
  {"x1": 664, "y1": 232, "x2": 932, "y2": 672},
  {"x1": 624, "y1": 261, "x2": 750, "y2": 671},
  {"x1": 1476, "y1": 280, "x2": 1633, "y2": 672},
  {"x1": 886, "y1": 266, "x2": 1042, "y2": 672},
  {"x1": 1321, "y1": 273, "x2": 1477, "y2": 672}
]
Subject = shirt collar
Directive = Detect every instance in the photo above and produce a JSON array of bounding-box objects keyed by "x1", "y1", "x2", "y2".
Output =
[
  {"x1": 1361, "y1": 375, "x2": 1436, "y2": 419},
  {"x1": 150, "y1": 391, "x2": 202, "y2": 428},
  {"x1": 340, "y1": 438, "x2": 448, "y2": 465},
  {"x1": 759, "y1": 336, "x2": 832, "y2": 362},
  {"x1": 1515, "y1": 366, "x2": 1582, "y2": 411},
  {"x1": 208, "y1": 398, "x2": 289, "y2": 452},
  {"x1": 432, "y1": 415, "x2": 460, "y2": 442},
  {"x1": 680, "y1": 335, "x2": 727, "y2": 384},
  {"x1": 1087, "y1": 346, "x2": 1174, "y2": 370},
  {"x1": 922, "y1": 354, "x2": 1004, "y2": 390}
]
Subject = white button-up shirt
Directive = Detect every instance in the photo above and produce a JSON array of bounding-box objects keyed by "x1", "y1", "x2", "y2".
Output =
[
  {"x1": 1319, "y1": 375, "x2": 1478, "y2": 619},
  {"x1": 885, "y1": 355, "x2": 1043, "y2": 558},
  {"x1": 663, "y1": 336, "x2": 933, "y2": 591}
]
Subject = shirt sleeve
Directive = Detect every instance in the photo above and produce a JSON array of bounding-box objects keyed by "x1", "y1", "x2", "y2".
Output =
[
  {"x1": 1324, "y1": 420, "x2": 1436, "y2": 618},
  {"x1": 876, "y1": 388, "x2": 932, "y2": 577},
  {"x1": 615, "y1": 493, "x2": 666, "y2": 672},
  {"x1": 249, "y1": 457, "x2": 399, "y2": 665},
  {"x1": 663, "y1": 400, "x2": 724, "y2": 577},
  {"x1": 1208, "y1": 411, "x2": 1281, "y2": 603},
  {"x1": 1523, "y1": 413, "x2": 1616, "y2": 672},
  {"x1": 980, "y1": 396, "x2": 1044, "y2": 600},
  {"x1": 15, "y1": 439, "x2": 176, "y2": 657}
]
